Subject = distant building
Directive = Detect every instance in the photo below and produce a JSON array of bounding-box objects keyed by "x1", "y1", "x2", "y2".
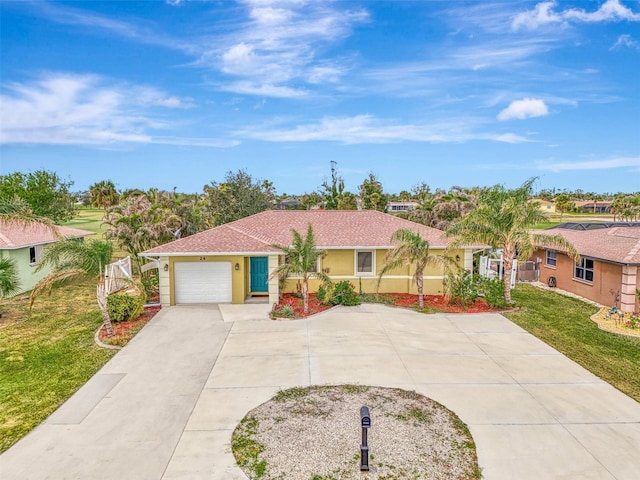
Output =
[
  {"x1": 386, "y1": 201, "x2": 419, "y2": 213},
  {"x1": 574, "y1": 201, "x2": 612, "y2": 214}
]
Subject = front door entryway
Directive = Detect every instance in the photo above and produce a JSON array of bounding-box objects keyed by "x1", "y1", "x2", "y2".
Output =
[{"x1": 250, "y1": 257, "x2": 268, "y2": 293}]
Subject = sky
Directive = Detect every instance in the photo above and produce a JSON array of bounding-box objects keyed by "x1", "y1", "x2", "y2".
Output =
[{"x1": 1, "y1": 0, "x2": 639, "y2": 196}]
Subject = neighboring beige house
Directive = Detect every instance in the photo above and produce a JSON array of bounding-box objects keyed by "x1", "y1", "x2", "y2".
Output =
[
  {"x1": 532, "y1": 225, "x2": 640, "y2": 313},
  {"x1": 0, "y1": 220, "x2": 94, "y2": 294},
  {"x1": 535, "y1": 200, "x2": 556, "y2": 213},
  {"x1": 140, "y1": 210, "x2": 477, "y2": 307}
]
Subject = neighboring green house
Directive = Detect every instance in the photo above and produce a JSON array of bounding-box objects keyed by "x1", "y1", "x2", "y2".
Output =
[
  {"x1": 140, "y1": 210, "x2": 479, "y2": 306},
  {"x1": 0, "y1": 220, "x2": 94, "y2": 294}
]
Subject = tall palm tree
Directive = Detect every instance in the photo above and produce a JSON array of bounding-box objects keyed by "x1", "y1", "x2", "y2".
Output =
[
  {"x1": 378, "y1": 229, "x2": 451, "y2": 308},
  {"x1": 270, "y1": 224, "x2": 329, "y2": 314},
  {"x1": 29, "y1": 238, "x2": 116, "y2": 336},
  {"x1": 446, "y1": 178, "x2": 579, "y2": 304}
]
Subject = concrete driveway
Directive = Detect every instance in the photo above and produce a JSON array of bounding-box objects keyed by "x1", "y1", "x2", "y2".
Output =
[{"x1": 2, "y1": 304, "x2": 640, "y2": 479}]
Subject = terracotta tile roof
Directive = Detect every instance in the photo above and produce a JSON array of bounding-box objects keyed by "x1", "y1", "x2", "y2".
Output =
[
  {"x1": 537, "y1": 227, "x2": 640, "y2": 265},
  {"x1": 0, "y1": 220, "x2": 94, "y2": 249},
  {"x1": 142, "y1": 210, "x2": 460, "y2": 256}
]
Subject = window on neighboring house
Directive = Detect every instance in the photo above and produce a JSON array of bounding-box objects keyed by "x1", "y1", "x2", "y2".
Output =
[
  {"x1": 356, "y1": 250, "x2": 374, "y2": 275},
  {"x1": 545, "y1": 250, "x2": 557, "y2": 267},
  {"x1": 29, "y1": 245, "x2": 43, "y2": 265},
  {"x1": 575, "y1": 257, "x2": 594, "y2": 283}
]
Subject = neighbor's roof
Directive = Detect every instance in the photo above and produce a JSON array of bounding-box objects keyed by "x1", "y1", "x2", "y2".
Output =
[
  {"x1": 0, "y1": 220, "x2": 94, "y2": 249},
  {"x1": 142, "y1": 210, "x2": 464, "y2": 256},
  {"x1": 537, "y1": 226, "x2": 640, "y2": 265}
]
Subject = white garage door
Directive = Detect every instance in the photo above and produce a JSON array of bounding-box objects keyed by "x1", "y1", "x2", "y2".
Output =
[{"x1": 174, "y1": 262, "x2": 232, "y2": 304}]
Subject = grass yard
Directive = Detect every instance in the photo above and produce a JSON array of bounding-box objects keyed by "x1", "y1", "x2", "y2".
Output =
[
  {"x1": 0, "y1": 283, "x2": 116, "y2": 453},
  {"x1": 61, "y1": 207, "x2": 106, "y2": 236},
  {"x1": 506, "y1": 284, "x2": 640, "y2": 402}
]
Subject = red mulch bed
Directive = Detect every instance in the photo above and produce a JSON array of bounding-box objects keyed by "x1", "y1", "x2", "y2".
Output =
[
  {"x1": 272, "y1": 293, "x2": 504, "y2": 319},
  {"x1": 98, "y1": 305, "x2": 161, "y2": 342}
]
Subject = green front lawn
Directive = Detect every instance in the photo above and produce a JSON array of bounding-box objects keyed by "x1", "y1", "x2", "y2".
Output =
[
  {"x1": 0, "y1": 283, "x2": 115, "y2": 453},
  {"x1": 506, "y1": 284, "x2": 640, "y2": 402}
]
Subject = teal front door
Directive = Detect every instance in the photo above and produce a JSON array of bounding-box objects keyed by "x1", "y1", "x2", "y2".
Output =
[{"x1": 250, "y1": 257, "x2": 268, "y2": 293}]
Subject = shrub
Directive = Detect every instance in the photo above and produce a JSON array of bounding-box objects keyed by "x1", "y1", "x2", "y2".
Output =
[
  {"x1": 329, "y1": 281, "x2": 361, "y2": 306},
  {"x1": 479, "y1": 277, "x2": 508, "y2": 308},
  {"x1": 318, "y1": 280, "x2": 360, "y2": 306},
  {"x1": 444, "y1": 270, "x2": 479, "y2": 307},
  {"x1": 107, "y1": 292, "x2": 145, "y2": 321},
  {"x1": 141, "y1": 273, "x2": 159, "y2": 298}
]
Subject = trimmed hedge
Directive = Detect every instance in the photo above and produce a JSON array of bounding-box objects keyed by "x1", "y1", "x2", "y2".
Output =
[{"x1": 107, "y1": 293, "x2": 145, "y2": 321}]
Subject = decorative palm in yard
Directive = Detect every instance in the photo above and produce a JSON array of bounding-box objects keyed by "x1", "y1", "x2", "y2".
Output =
[
  {"x1": 29, "y1": 238, "x2": 117, "y2": 336},
  {"x1": 0, "y1": 257, "x2": 20, "y2": 299},
  {"x1": 445, "y1": 178, "x2": 579, "y2": 304},
  {"x1": 378, "y1": 229, "x2": 451, "y2": 308},
  {"x1": 271, "y1": 224, "x2": 329, "y2": 315}
]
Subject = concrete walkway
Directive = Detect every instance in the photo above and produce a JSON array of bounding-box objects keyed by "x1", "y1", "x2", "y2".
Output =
[{"x1": 2, "y1": 304, "x2": 640, "y2": 479}]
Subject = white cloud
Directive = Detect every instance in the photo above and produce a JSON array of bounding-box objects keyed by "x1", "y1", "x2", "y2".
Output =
[
  {"x1": 235, "y1": 114, "x2": 531, "y2": 144},
  {"x1": 201, "y1": 2, "x2": 368, "y2": 97},
  {"x1": 0, "y1": 73, "x2": 223, "y2": 147},
  {"x1": 610, "y1": 34, "x2": 640, "y2": 50},
  {"x1": 536, "y1": 156, "x2": 640, "y2": 172},
  {"x1": 512, "y1": 0, "x2": 640, "y2": 31},
  {"x1": 497, "y1": 98, "x2": 549, "y2": 121}
]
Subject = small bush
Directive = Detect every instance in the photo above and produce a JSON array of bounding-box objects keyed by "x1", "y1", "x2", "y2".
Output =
[
  {"x1": 329, "y1": 281, "x2": 361, "y2": 306},
  {"x1": 107, "y1": 293, "x2": 145, "y2": 321},
  {"x1": 479, "y1": 277, "x2": 508, "y2": 308},
  {"x1": 141, "y1": 273, "x2": 159, "y2": 298},
  {"x1": 444, "y1": 270, "x2": 479, "y2": 307},
  {"x1": 318, "y1": 280, "x2": 360, "y2": 306}
]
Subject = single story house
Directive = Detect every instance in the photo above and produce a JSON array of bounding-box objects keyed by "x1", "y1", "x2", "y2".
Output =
[
  {"x1": 531, "y1": 225, "x2": 640, "y2": 313},
  {"x1": 574, "y1": 200, "x2": 612, "y2": 214},
  {"x1": 535, "y1": 200, "x2": 556, "y2": 213},
  {"x1": 140, "y1": 210, "x2": 476, "y2": 307},
  {"x1": 386, "y1": 201, "x2": 419, "y2": 213},
  {"x1": 0, "y1": 220, "x2": 94, "y2": 294}
]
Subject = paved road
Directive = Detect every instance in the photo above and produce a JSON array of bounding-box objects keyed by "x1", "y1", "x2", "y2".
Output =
[{"x1": 2, "y1": 303, "x2": 640, "y2": 479}]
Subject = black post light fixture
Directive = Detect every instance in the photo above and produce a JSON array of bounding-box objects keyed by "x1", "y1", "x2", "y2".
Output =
[{"x1": 360, "y1": 406, "x2": 371, "y2": 471}]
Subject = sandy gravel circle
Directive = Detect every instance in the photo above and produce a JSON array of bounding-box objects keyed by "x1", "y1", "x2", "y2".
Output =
[{"x1": 232, "y1": 385, "x2": 480, "y2": 479}]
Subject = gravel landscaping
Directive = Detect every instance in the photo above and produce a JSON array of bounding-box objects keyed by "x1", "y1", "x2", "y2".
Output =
[{"x1": 232, "y1": 385, "x2": 480, "y2": 480}]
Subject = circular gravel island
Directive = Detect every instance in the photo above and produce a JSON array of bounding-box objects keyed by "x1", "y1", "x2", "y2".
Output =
[{"x1": 232, "y1": 385, "x2": 480, "y2": 479}]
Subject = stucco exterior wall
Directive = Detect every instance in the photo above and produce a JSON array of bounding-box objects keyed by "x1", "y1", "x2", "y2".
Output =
[
  {"x1": 280, "y1": 247, "x2": 452, "y2": 296},
  {"x1": 533, "y1": 248, "x2": 629, "y2": 310},
  {"x1": 1, "y1": 247, "x2": 53, "y2": 294}
]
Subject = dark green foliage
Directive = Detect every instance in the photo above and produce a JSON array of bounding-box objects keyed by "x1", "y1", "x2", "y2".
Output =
[
  {"x1": 444, "y1": 270, "x2": 479, "y2": 307},
  {"x1": 107, "y1": 293, "x2": 144, "y2": 321},
  {"x1": 318, "y1": 280, "x2": 361, "y2": 306},
  {"x1": 204, "y1": 170, "x2": 275, "y2": 225},
  {"x1": 480, "y1": 277, "x2": 508, "y2": 308},
  {"x1": 0, "y1": 170, "x2": 75, "y2": 222}
]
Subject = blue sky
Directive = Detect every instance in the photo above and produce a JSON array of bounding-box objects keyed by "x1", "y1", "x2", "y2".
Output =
[{"x1": 1, "y1": 0, "x2": 639, "y2": 196}]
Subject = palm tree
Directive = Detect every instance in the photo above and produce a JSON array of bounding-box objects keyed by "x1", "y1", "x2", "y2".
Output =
[
  {"x1": 0, "y1": 257, "x2": 20, "y2": 298},
  {"x1": 270, "y1": 224, "x2": 329, "y2": 314},
  {"x1": 29, "y1": 238, "x2": 117, "y2": 336},
  {"x1": 378, "y1": 229, "x2": 451, "y2": 308},
  {"x1": 89, "y1": 180, "x2": 119, "y2": 210},
  {"x1": 446, "y1": 178, "x2": 579, "y2": 304}
]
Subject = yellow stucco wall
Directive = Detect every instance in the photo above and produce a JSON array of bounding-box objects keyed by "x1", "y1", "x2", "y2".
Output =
[
  {"x1": 280, "y1": 248, "x2": 455, "y2": 296},
  {"x1": 168, "y1": 255, "x2": 247, "y2": 305}
]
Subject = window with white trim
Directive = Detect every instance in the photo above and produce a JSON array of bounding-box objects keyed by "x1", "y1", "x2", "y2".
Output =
[
  {"x1": 574, "y1": 258, "x2": 594, "y2": 283},
  {"x1": 356, "y1": 250, "x2": 374, "y2": 275},
  {"x1": 545, "y1": 250, "x2": 557, "y2": 267},
  {"x1": 29, "y1": 245, "x2": 43, "y2": 265}
]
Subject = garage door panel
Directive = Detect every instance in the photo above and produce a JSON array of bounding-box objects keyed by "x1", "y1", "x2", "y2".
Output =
[{"x1": 174, "y1": 262, "x2": 232, "y2": 304}]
